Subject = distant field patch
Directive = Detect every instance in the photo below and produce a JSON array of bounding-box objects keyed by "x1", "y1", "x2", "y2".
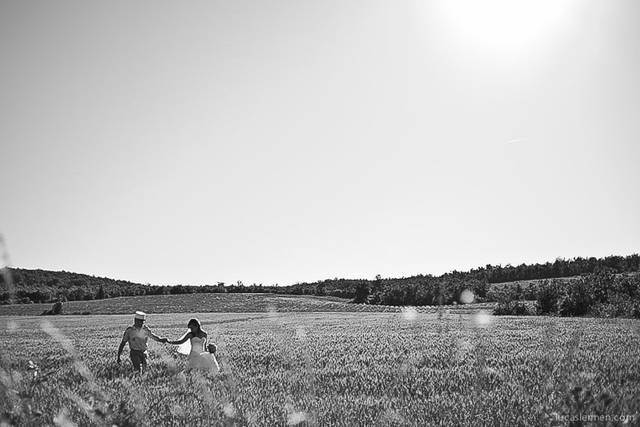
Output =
[{"x1": 0, "y1": 293, "x2": 495, "y2": 316}]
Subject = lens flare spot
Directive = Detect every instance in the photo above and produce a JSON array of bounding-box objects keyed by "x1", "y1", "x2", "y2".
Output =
[
  {"x1": 474, "y1": 310, "x2": 492, "y2": 327},
  {"x1": 460, "y1": 289, "x2": 475, "y2": 304},
  {"x1": 285, "y1": 403, "x2": 309, "y2": 426},
  {"x1": 223, "y1": 403, "x2": 236, "y2": 418},
  {"x1": 171, "y1": 404, "x2": 185, "y2": 417},
  {"x1": 53, "y1": 408, "x2": 77, "y2": 427},
  {"x1": 41, "y1": 321, "x2": 75, "y2": 354},
  {"x1": 484, "y1": 366, "x2": 498, "y2": 376},
  {"x1": 266, "y1": 305, "x2": 278, "y2": 320},
  {"x1": 401, "y1": 307, "x2": 418, "y2": 321},
  {"x1": 295, "y1": 326, "x2": 307, "y2": 340},
  {"x1": 287, "y1": 411, "x2": 308, "y2": 426}
]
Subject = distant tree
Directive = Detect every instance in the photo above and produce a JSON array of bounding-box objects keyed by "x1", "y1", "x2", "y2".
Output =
[
  {"x1": 315, "y1": 283, "x2": 326, "y2": 296},
  {"x1": 515, "y1": 283, "x2": 523, "y2": 300},
  {"x1": 558, "y1": 279, "x2": 592, "y2": 316},
  {"x1": 95, "y1": 285, "x2": 106, "y2": 300},
  {"x1": 40, "y1": 299, "x2": 63, "y2": 315},
  {"x1": 46, "y1": 277, "x2": 60, "y2": 287},
  {"x1": 536, "y1": 280, "x2": 561, "y2": 314},
  {"x1": 52, "y1": 300, "x2": 63, "y2": 315},
  {"x1": 353, "y1": 282, "x2": 369, "y2": 303}
]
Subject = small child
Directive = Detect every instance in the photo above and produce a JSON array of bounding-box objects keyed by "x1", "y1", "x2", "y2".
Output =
[{"x1": 207, "y1": 343, "x2": 217, "y2": 354}]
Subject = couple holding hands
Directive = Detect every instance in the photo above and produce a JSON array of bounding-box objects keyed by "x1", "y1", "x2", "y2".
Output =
[{"x1": 117, "y1": 311, "x2": 219, "y2": 373}]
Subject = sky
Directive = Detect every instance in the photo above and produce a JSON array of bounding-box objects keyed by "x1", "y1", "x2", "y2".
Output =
[{"x1": 1, "y1": 0, "x2": 639, "y2": 286}]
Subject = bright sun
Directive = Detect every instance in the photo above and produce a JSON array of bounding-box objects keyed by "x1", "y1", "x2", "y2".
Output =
[{"x1": 434, "y1": 0, "x2": 577, "y2": 54}]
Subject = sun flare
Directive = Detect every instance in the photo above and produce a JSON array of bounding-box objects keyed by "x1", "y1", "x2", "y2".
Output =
[{"x1": 434, "y1": 0, "x2": 577, "y2": 54}]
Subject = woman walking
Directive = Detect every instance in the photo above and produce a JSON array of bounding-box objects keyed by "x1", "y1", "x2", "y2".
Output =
[{"x1": 167, "y1": 318, "x2": 219, "y2": 372}]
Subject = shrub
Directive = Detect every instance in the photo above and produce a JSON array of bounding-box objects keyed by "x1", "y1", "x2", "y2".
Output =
[
  {"x1": 493, "y1": 301, "x2": 535, "y2": 316},
  {"x1": 591, "y1": 294, "x2": 640, "y2": 318},
  {"x1": 51, "y1": 301, "x2": 63, "y2": 315},
  {"x1": 633, "y1": 303, "x2": 640, "y2": 319},
  {"x1": 536, "y1": 280, "x2": 561, "y2": 314},
  {"x1": 558, "y1": 278, "x2": 592, "y2": 316},
  {"x1": 352, "y1": 282, "x2": 369, "y2": 304},
  {"x1": 40, "y1": 301, "x2": 63, "y2": 316},
  {"x1": 487, "y1": 285, "x2": 519, "y2": 305}
]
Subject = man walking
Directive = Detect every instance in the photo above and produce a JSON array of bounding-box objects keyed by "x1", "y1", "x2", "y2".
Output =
[{"x1": 117, "y1": 311, "x2": 166, "y2": 372}]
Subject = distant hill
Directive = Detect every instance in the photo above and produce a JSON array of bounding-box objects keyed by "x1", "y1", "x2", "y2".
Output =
[
  {"x1": 1, "y1": 253, "x2": 638, "y2": 307},
  {"x1": 0, "y1": 268, "x2": 275, "y2": 305}
]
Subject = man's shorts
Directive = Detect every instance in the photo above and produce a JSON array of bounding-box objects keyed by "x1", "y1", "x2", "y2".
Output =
[{"x1": 130, "y1": 350, "x2": 147, "y2": 371}]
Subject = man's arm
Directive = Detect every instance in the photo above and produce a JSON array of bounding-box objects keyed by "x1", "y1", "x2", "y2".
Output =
[{"x1": 145, "y1": 326, "x2": 167, "y2": 343}]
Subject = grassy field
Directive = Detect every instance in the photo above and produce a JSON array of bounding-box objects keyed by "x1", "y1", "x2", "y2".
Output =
[
  {"x1": 0, "y1": 293, "x2": 495, "y2": 316},
  {"x1": 1, "y1": 310, "x2": 639, "y2": 426}
]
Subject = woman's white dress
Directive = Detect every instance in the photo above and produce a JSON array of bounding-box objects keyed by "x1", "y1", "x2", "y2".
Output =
[
  {"x1": 176, "y1": 333, "x2": 219, "y2": 372},
  {"x1": 187, "y1": 336, "x2": 219, "y2": 372}
]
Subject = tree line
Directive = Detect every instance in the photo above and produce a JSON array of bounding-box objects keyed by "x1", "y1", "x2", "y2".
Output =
[
  {"x1": 1, "y1": 254, "x2": 638, "y2": 306},
  {"x1": 281, "y1": 254, "x2": 640, "y2": 304}
]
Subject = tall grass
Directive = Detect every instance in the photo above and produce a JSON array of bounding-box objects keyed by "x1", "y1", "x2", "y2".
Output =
[{"x1": 1, "y1": 312, "x2": 639, "y2": 425}]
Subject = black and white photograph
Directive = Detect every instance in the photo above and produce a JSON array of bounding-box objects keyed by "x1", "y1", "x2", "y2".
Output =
[{"x1": 1, "y1": 0, "x2": 639, "y2": 425}]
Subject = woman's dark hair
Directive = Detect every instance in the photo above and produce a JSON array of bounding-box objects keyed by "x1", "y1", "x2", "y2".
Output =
[{"x1": 188, "y1": 318, "x2": 202, "y2": 334}]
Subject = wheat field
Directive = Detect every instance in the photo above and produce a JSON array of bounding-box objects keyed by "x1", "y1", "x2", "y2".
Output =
[{"x1": 1, "y1": 309, "x2": 639, "y2": 426}]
